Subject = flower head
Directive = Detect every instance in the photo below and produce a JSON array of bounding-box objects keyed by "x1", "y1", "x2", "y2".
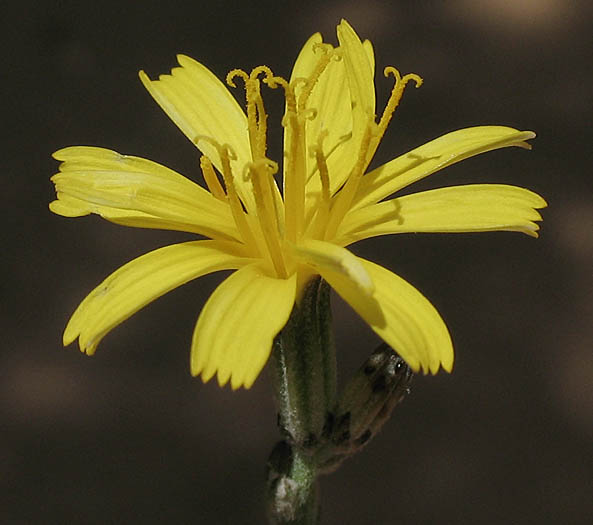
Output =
[{"x1": 50, "y1": 20, "x2": 546, "y2": 389}]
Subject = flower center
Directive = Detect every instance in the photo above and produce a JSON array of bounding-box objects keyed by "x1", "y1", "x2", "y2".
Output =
[
  {"x1": 198, "y1": 47, "x2": 422, "y2": 280},
  {"x1": 221, "y1": 53, "x2": 336, "y2": 278}
]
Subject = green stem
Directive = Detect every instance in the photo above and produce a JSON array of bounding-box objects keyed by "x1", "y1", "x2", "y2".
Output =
[
  {"x1": 267, "y1": 278, "x2": 335, "y2": 524},
  {"x1": 265, "y1": 279, "x2": 415, "y2": 522},
  {"x1": 267, "y1": 441, "x2": 319, "y2": 525}
]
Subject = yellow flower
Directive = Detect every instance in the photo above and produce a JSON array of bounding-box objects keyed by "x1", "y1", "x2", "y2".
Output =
[{"x1": 50, "y1": 20, "x2": 546, "y2": 389}]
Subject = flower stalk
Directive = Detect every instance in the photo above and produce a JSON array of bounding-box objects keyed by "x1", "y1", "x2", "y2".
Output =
[
  {"x1": 268, "y1": 277, "x2": 334, "y2": 523},
  {"x1": 267, "y1": 278, "x2": 414, "y2": 522},
  {"x1": 266, "y1": 440, "x2": 320, "y2": 525},
  {"x1": 271, "y1": 278, "x2": 336, "y2": 448}
]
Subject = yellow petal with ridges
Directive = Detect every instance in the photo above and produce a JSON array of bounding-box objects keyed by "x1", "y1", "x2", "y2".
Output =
[
  {"x1": 191, "y1": 265, "x2": 296, "y2": 390},
  {"x1": 50, "y1": 192, "x2": 237, "y2": 238},
  {"x1": 49, "y1": 189, "x2": 232, "y2": 236},
  {"x1": 49, "y1": 193, "x2": 92, "y2": 217},
  {"x1": 290, "y1": 239, "x2": 374, "y2": 296},
  {"x1": 290, "y1": 32, "x2": 323, "y2": 83},
  {"x1": 64, "y1": 240, "x2": 252, "y2": 355},
  {"x1": 337, "y1": 19, "x2": 375, "y2": 121},
  {"x1": 50, "y1": 146, "x2": 239, "y2": 241},
  {"x1": 54, "y1": 145, "x2": 186, "y2": 180},
  {"x1": 362, "y1": 39, "x2": 375, "y2": 77},
  {"x1": 338, "y1": 184, "x2": 547, "y2": 244},
  {"x1": 139, "y1": 56, "x2": 254, "y2": 211},
  {"x1": 353, "y1": 126, "x2": 535, "y2": 209},
  {"x1": 320, "y1": 257, "x2": 453, "y2": 374}
]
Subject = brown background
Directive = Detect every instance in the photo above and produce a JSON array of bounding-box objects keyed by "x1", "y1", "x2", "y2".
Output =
[{"x1": 3, "y1": 0, "x2": 592, "y2": 523}]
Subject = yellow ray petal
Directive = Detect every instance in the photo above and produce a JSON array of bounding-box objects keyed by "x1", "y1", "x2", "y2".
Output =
[
  {"x1": 338, "y1": 184, "x2": 547, "y2": 244},
  {"x1": 54, "y1": 145, "x2": 186, "y2": 179},
  {"x1": 139, "y1": 56, "x2": 254, "y2": 210},
  {"x1": 320, "y1": 257, "x2": 453, "y2": 374},
  {"x1": 49, "y1": 192, "x2": 236, "y2": 239},
  {"x1": 64, "y1": 240, "x2": 252, "y2": 355},
  {"x1": 50, "y1": 146, "x2": 239, "y2": 241},
  {"x1": 336, "y1": 19, "x2": 375, "y2": 124},
  {"x1": 191, "y1": 264, "x2": 296, "y2": 390},
  {"x1": 353, "y1": 126, "x2": 536, "y2": 209},
  {"x1": 49, "y1": 193, "x2": 93, "y2": 217},
  {"x1": 362, "y1": 39, "x2": 375, "y2": 77},
  {"x1": 290, "y1": 32, "x2": 323, "y2": 82},
  {"x1": 290, "y1": 239, "x2": 374, "y2": 296}
]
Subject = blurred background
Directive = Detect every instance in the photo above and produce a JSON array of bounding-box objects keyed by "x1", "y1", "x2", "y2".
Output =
[{"x1": 3, "y1": 0, "x2": 592, "y2": 523}]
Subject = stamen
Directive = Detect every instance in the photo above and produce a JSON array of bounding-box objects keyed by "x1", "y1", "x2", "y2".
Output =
[
  {"x1": 282, "y1": 107, "x2": 317, "y2": 127},
  {"x1": 249, "y1": 65, "x2": 275, "y2": 82},
  {"x1": 312, "y1": 42, "x2": 334, "y2": 54},
  {"x1": 305, "y1": 131, "x2": 352, "y2": 185},
  {"x1": 301, "y1": 107, "x2": 318, "y2": 121},
  {"x1": 262, "y1": 73, "x2": 306, "y2": 243},
  {"x1": 228, "y1": 66, "x2": 275, "y2": 161},
  {"x1": 313, "y1": 130, "x2": 331, "y2": 205},
  {"x1": 199, "y1": 155, "x2": 226, "y2": 201},
  {"x1": 245, "y1": 159, "x2": 288, "y2": 278},
  {"x1": 226, "y1": 69, "x2": 249, "y2": 88},
  {"x1": 249, "y1": 80, "x2": 268, "y2": 159},
  {"x1": 243, "y1": 158, "x2": 279, "y2": 181},
  {"x1": 355, "y1": 67, "x2": 423, "y2": 189},
  {"x1": 324, "y1": 124, "x2": 374, "y2": 241},
  {"x1": 264, "y1": 74, "x2": 297, "y2": 115},
  {"x1": 306, "y1": 130, "x2": 332, "y2": 239},
  {"x1": 248, "y1": 67, "x2": 276, "y2": 160},
  {"x1": 291, "y1": 77, "x2": 309, "y2": 92},
  {"x1": 194, "y1": 135, "x2": 257, "y2": 252},
  {"x1": 266, "y1": 48, "x2": 334, "y2": 245},
  {"x1": 296, "y1": 46, "x2": 333, "y2": 112},
  {"x1": 194, "y1": 135, "x2": 238, "y2": 162},
  {"x1": 377, "y1": 67, "x2": 423, "y2": 136}
]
